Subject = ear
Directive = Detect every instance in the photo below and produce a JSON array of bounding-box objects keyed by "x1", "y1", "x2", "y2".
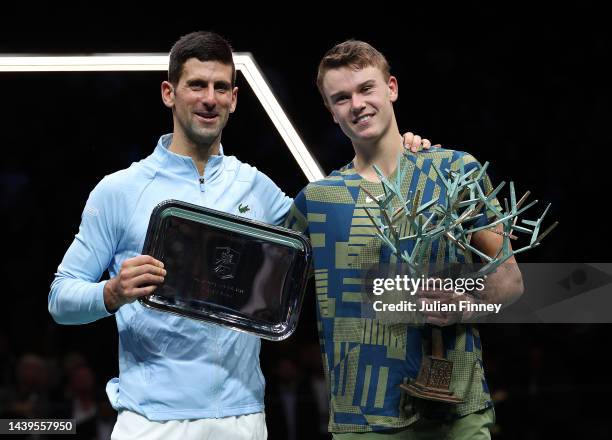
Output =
[
  {"x1": 161, "y1": 81, "x2": 175, "y2": 108},
  {"x1": 388, "y1": 75, "x2": 398, "y2": 102},
  {"x1": 229, "y1": 86, "x2": 239, "y2": 113}
]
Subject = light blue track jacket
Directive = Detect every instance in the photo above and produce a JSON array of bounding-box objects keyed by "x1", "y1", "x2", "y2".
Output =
[{"x1": 48, "y1": 134, "x2": 292, "y2": 420}]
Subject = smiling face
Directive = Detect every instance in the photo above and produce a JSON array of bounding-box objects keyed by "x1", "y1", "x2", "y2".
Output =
[
  {"x1": 162, "y1": 58, "x2": 237, "y2": 150},
  {"x1": 321, "y1": 65, "x2": 398, "y2": 147}
]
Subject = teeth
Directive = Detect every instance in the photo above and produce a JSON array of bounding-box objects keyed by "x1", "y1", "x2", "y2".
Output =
[{"x1": 355, "y1": 115, "x2": 371, "y2": 123}]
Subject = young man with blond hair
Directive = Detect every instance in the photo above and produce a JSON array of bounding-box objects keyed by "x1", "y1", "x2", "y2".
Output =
[{"x1": 285, "y1": 40, "x2": 523, "y2": 439}]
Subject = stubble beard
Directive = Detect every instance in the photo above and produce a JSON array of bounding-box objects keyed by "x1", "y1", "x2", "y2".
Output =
[{"x1": 181, "y1": 115, "x2": 222, "y2": 150}]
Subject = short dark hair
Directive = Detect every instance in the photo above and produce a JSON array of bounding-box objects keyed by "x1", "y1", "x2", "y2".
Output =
[
  {"x1": 168, "y1": 31, "x2": 236, "y2": 86},
  {"x1": 316, "y1": 40, "x2": 390, "y2": 104}
]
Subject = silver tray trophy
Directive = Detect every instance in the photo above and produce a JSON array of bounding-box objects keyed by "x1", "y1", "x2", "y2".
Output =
[{"x1": 139, "y1": 200, "x2": 312, "y2": 341}]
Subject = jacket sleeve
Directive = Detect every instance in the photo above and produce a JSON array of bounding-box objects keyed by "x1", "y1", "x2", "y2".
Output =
[
  {"x1": 48, "y1": 177, "x2": 122, "y2": 324},
  {"x1": 256, "y1": 171, "x2": 293, "y2": 226}
]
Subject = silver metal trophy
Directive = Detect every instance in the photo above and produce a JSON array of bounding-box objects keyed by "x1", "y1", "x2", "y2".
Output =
[
  {"x1": 139, "y1": 200, "x2": 312, "y2": 341},
  {"x1": 361, "y1": 153, "x2": 557, "y2": 403}
]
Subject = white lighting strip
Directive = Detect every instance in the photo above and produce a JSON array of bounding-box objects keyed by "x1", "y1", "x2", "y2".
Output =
[
  {"x1": 0, "y1": 53, "x2": 325, "y2": 182},
  {"x1": 0, "y1": 55, "x2": 169, "y2": 71}
]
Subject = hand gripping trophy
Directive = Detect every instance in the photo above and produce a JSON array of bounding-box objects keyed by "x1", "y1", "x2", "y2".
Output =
[{"x1": 360, "y1": 153, "x2": 557, "y2": 403}]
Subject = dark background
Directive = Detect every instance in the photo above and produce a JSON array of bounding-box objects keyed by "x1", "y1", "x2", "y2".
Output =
[{"x1": 0, "y1": 4, "x2": 610, "y2": 439}]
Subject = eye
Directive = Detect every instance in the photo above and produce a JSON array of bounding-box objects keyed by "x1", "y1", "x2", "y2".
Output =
[
  {"x1": 215, "y1": 83, "x2": 231, "y2": 93},
  {"x1": 187, "y1": 81, "x2": 204, "y2": 92},
  {"x1": 335, "y1": 96, "x2": 349, "y2": 104}
]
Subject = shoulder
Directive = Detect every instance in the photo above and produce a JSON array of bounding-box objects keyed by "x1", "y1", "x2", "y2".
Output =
[
  {"x1": 448, "y1": 149, "x2": 483, "y2": 167},
  {"x1": 303, "y1": 162, "x2": 359, "y2": 191},
  {"x1": 436, "y1": 147, "x2": 481, "y2": 162},
  {"x1": 222, "y1": 155, "x2": 258, "y2": 180},
  {"x1": 224, "y1": 155, "x2": 284, "y2": 192},
  {"x1": 221, "y1": 155, "x2": 273, "y2": 187},
  {"x1": 411, "y1": 147, "x2": 479, "y2": 161},
  {"x1": 295, "y1": 164, "x2": 361, "y2": 210},
  {"x1": 411, "y1": 147, "x2": 485, "y2": 170},
  {"x1": 89, "y1": 157, "x2": 156, "y2": 207}
]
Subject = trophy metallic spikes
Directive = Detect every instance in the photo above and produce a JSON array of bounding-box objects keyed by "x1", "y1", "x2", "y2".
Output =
[{"x1": 360, "y1": 153, "x2": 557, "y2": 403}]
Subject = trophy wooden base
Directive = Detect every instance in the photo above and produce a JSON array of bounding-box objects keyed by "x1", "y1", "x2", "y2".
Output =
[{"x1": 400, "y1": 356, "x2": 464, "y2": 404}]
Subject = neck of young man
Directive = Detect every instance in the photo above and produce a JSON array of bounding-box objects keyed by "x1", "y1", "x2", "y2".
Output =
[
  {"x1": 352, "y1": 119, "x2": 403, "y2": 182},
  {"x1": 168, "y1": 129, "x2": 221, "y2": 176}
]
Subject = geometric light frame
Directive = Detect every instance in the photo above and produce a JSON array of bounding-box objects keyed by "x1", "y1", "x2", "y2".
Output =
[{"x1": 0, "y1": 53, "x2": 325, "y2": 182}]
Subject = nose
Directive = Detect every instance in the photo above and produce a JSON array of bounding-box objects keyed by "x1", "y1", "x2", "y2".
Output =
[
  {"x1": 201, "y1": 86, "x2": 216, "y2": 108},
  {"x1": 350, "y1": 94, "x2": 365, "y2": 113}
]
